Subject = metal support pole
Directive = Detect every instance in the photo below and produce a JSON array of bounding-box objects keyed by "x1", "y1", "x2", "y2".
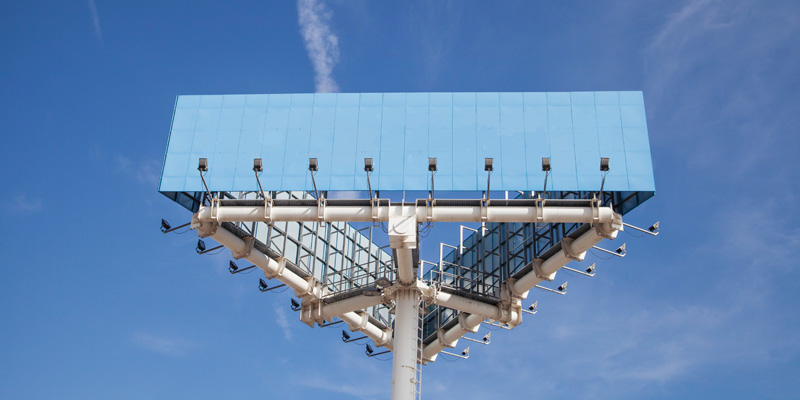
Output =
[{"x1": 391, "y1": 288, "x2": 421, "y2": 400}]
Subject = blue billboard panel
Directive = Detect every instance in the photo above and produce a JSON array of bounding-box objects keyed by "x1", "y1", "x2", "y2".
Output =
[{"x1": 159, "y1": 92, "x2": 655, "y2": 194}]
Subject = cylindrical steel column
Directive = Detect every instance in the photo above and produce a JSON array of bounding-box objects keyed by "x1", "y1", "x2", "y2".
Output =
[{"x1": 391, "y1": 288, "x2": 420, "y2": 400}]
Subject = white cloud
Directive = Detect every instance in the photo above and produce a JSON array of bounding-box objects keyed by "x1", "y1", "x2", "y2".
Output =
[
  {"x1": 87, "y1": 0, "x2": 102, "y2": 41},
  {"x1": 117, "y1": 155, "x2": 161, "y2": 187},
  {"x1": 132, "y1": 332, "x2": 195, "y2": 356},
  {"x1": 274, "y1": 304, "x2": 293, "y2": 341},
  {"x1": 297, "y1": 0, "x2": 340, "y2": 93},
  {"x1": 3, "y1": 194, "x2": 43, "y2": 215}
]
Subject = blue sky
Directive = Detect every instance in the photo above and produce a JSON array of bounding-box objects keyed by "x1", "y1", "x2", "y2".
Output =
[{"x1": 1, "y1": 1, "x2": 799, "y2": 399}]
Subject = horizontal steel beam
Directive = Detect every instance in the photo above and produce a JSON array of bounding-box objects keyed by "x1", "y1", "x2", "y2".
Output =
[{"x1": 196, "y1": 203, "x2": 615, "y2": 224}]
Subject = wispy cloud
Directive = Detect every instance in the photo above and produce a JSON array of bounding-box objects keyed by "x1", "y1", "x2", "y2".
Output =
[
  {"x1": 300, "y1": 377, "x2": 385, "y2": 400},
  {"x1": 296, "y1": 347, "x2": 391, "y2": 399},
  {"x1": 3, "y1": 194, "x2": 43, "y2": 215},
  {"x1": 297, "y1": 0, "x2": 340, "y2": 93},
  {"x1": 274, "y1": 304, "x2": 293, "y2": 341},
  {"x1": 408, "y1": 2, "x2": 463, "y2": 86},
  {"x1": 117, "y1": 155, "x2": 161, "y2": 187},
  {"x1": 87, "y1": 0, "x2": 102, "y2": 41},
  {"x1": 132, "y1": 332, "x2": 195, "y2": 356}
]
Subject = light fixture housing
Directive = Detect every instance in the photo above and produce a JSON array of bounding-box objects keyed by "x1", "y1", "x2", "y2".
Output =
[
  {"x1": 649, "y1": 221, "x2": 660, "y2": 232},
  {"x1": 616, "y1": 243, "x2": 626, "y2": 254},
  {"x1": 558, "y1": 282, "x2": 568, "y2": 292},
  {"x1": 362, "y1": 287, "x2": 382, "y2": 297},
  {"x1": 375, "y1": 277, "x2": 392, "y2": 287},
  {"x1": 484, "y1": 158, "x2": 493, "y2": 172},
  {"x1": 160, "y1": 219, "x2": 171, "y2": 232},
  {"x1": 308, "y1": 158, "x2": 318, "y2": 172},
  {"x1": 586, "y1": 263, "x2": 596, "y2": 274},
  {"x1": 600, "y1": 157, "x2": 610, "y2": 172},
  {"x1": 198, "y1": 158, "x2": 208, "y2": 172},
  {"x1": 253, "y1": 158, "x2": 263, "y2": 172},
  {"x1": 258, "y1": 279, "x2": 268, "y2": 292},
  {"x1": 342, "y1": 330, "x2": 351, "y2": 341},
  {"x1": 541, "y1": 157, "x2": 551, "y2": 172},
  {"x1": 364, "y1": 158, "x2": 373, "y2": 172},
  {"x1": 229, "y1": 260, "x2": 239, "y2": 273},
  {"x1": 196, "y1": 239, "x2": 206, "y2": 253},
  {"x1": 291, "y1": 298, "x2": 300, "y2": 309},
  {"x1": 366, "y1": 344, "x2": 374, "y2": 355},
  {"x1": 428, "y1": 157, "x2": 437, "y2": 172},
  {"x1": 529, "y1": 301, "x2": 538, "y2": 312}
]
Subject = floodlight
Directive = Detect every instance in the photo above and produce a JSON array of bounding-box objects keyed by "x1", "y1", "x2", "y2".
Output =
[
  {"x1": 160, "y1": 219, "x2": 190, "y2": 234},
  {"x1": 376, "y1": 277, "x2": 392, "y2": 287},
  {"x1": 258, "y1": 279, "x2": 268, "y2": 292},
  {"x1": 342, "y1": 330, "x2": 351, "y2": 341},
  {"x1": 541, "y1": 157, "x2": 551, "y2": 172},
  {"x1": 586, "y1": 263, "x2": 596, "y2": 274},
  {"x1": 649, "y1": 221, "x2": 660, "y2": 232},
  {"x1": 428, "y1": 157, "x2": 437, "y2": 172},
  {"x1": 558, "y1": 282, "x2": 568, "y2": 292},
  {"x1": 363, "y1": 287, "x2": 382, "y2": 297},
  {"x1": 484, "y1": 158, "x2": 493, "y2": 172},
  {"x1": 196, "y1": 239, "x2": 207, "y2": 253},
  {"x1": 253, "y1": 158, "x2": 263, "y2": 172},
  {"x1": 229, "y1": 261, "x2": 239, "y2": 273},
  {"x1": 308, "y1": 158, "x2": 318, "y2": 172},
  {"x1": 600, "y1": 157, "x2": 610, "y2": 172},
  {"x1": 366, "y1": 344, "x2": 374, "y2": 355},
  {"x1": 461, "y1": 347, "x2": 470, "y2": 357},
  {"x1": 482, "y1": 332, "x2": 491, "y2": 343},
  {"x1": 529, "y1": 301, "x2": 538, "y2": 312},
  {"x1": 616, "y1": 243, "x2": 626, "y2": 254},
  {"x1": 198, "y1": 158, "x2": 208, "y2": 171},
  {"x1": 364, "y1": 158, "x2": 373, "y2": 172}
]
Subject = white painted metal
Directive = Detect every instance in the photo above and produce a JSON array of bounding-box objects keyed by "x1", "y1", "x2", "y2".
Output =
[
  {"x1": 320, "y1": 295, "x2": 384, "y2": 319},
  {"x1": 192, "y1": 197, "x2": 627, "y2": 398},
  {"x1": 339, "y1": 311, "x2": 393, "y2": 350},
  {"x1": 388, "y1": 216, "x2": 421, "y2": 400},
  {"x1": 195, "y1": 204, "x2": 615, "y2": 224},
  {"x1": 513, "y1": 224, "x2": 618, "y2": 294},
  {"x1": 391, "y1": 288, "x2": 421, "y2": 400},
  {"x1": 434, "y1": 291, "x2": 506, "y2": 321}
]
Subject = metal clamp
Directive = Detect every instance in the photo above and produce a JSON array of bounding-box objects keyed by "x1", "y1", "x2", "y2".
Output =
[
  {"x1": 263, "y1": 195, "x2": 273, "y2": 226},
  {"x1": 317, "y1": 197, "x2": 326, "y2": 226},
  {"x1": 591, "y1": 196, "x2": 601, "y2": 227},
  {"x1": 458, "y1": 312, "x2": 480, "y2": 334},
  {"x1": 532, "y1": 258, "x2": 555, "y2": 281},
  {"x1": 264, "y1": 257, "x2": 287, "y2": 280},
  {"x1": 426, "y1": 199, "x2": 435, "y2": 225},
  {"x1": 232, "y1": 236, "x2": 255, "y2": 259},
  {"x1": 535, "y1": 197, "x2": 544, "y2": 226},
  {"x1": 371, "y1": 196, "x2": 380, "y2": 226},
  {"x1": 480, "y1": 198, "x2": 488, "y2": 227},
  {"x1": 561, "y1": 237, "x2": 586, "y2": 262},
  {"x1": 347, "y1": 312, "x2": 370, "y2": 332},
  {"x1": 210, "y1": 197, "x2": 221, "y2": 222},
  {"x1": 437, "y1": 328, "x2": 458, "y2": 348}
]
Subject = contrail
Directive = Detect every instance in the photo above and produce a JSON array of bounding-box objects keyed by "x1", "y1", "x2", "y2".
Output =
[
  {"x1": 297, "y1": 0, "x2": 340, "y2": 93},
  {"x1": 87, "y1": 0, "x2": 102, "y2": 41}
]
